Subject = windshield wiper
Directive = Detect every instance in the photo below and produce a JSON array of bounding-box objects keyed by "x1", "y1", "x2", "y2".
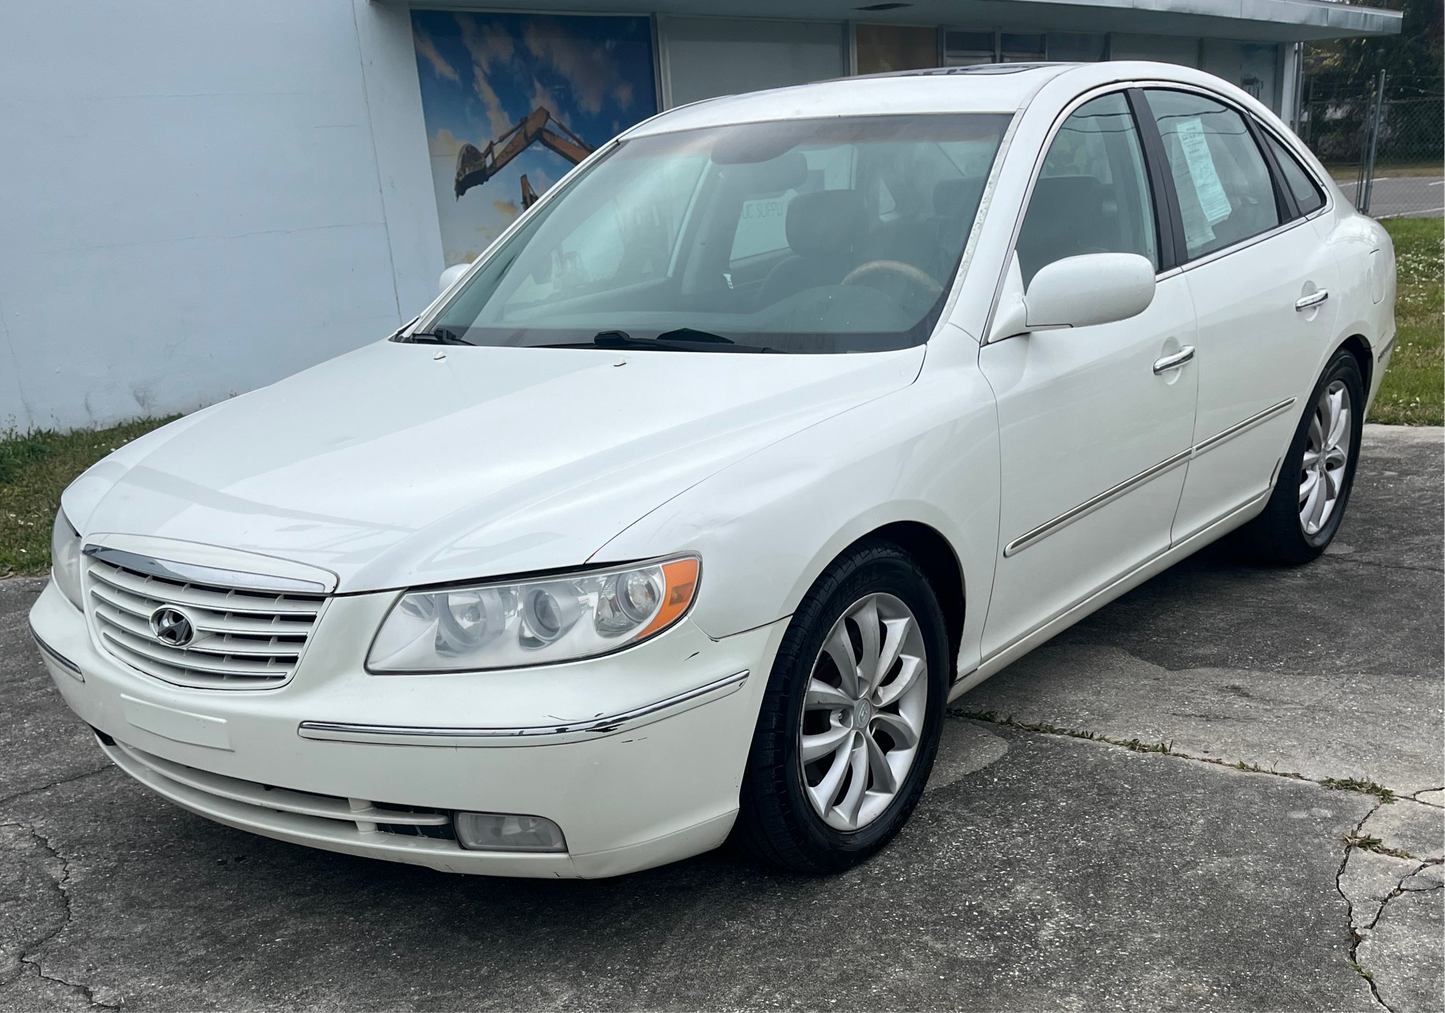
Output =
[
  {"x1": 543, "y1": 329, "x2": 773, "y2": 353},
  {"x1": 653, "y1": 328, "x2": 734, "y2": 345},
  {"x1": 404, "y1": 327, "x2": 470, "y2": 345}
]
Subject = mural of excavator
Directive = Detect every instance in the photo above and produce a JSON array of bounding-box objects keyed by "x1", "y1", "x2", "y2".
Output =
[{"x1": 453, "y1": 107, "x2": 593, "y2": 209}]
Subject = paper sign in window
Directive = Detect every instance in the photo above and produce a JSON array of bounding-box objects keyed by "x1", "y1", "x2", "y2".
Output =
[{"x1": 1176, "y1": 118, "x2": 1232, "y2": 225}]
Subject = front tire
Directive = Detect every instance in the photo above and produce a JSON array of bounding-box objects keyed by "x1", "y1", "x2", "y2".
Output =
[
  {"x1": 733, "y1": 540, "x2": 948, "y2": 873},
  {"x1": 1240, "y1": 348, "x2": 1364, "y2": 563}
]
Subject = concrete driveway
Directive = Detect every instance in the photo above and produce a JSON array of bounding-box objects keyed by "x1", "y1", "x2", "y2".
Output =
[{"x1": 2, "y1": 426, "x2": 1440, "y2": 1012}]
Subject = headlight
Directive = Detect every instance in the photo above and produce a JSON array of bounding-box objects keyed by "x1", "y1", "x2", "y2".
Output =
[
  {"x1": 367, "y1": 556, "x2": 700, "y2": 673},
  {"x1": 50, "y1": 509, "x2": 84, "y2": 610}
]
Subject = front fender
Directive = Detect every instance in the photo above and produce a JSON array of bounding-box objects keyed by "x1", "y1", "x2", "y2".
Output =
[{"x1": 590, "y1": 360, "x2": 1000, "y2": 673}]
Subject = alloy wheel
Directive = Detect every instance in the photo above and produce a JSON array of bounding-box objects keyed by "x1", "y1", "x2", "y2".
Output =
[
  {"x1": 1299, "y1": 379, "x2": 1352, "y2": 536},
  {"x1": 798, "y1": 592, "x2": 929, "y2": 831}
]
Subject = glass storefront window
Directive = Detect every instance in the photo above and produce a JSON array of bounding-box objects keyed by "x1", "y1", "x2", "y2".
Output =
[{"x1": 856, "y1": 24, "x2": 938, "y2": 75}]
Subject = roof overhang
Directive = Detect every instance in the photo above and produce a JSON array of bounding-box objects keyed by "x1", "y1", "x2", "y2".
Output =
[{"x1": 380, "y1": 0, "x2": 1401, "y2": 42}]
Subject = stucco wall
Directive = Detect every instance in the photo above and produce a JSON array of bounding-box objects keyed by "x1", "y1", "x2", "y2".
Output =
[{"x1": 0, "y1": 0, "x2": 442, "y2": 432}]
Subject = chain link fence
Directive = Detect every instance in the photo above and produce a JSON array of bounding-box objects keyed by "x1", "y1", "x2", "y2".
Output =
[{"x1": 1299, "y1": 74, "x2": 1443, "y2": 218}]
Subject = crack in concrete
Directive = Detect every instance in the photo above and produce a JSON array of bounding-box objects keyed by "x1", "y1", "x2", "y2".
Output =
[
  {"x1": 0, "y1": 820, "x2": 117, "y2": 1010},
  {"x1": 1335, "y1": 802, "x2": 1397, "y2": 1012},
  {"x1": 955, "y1": 710, "x2": 1440, "y2": 1012},
  {"x1": 0, "y1": 767, "x2": 112, "y2": 810}
]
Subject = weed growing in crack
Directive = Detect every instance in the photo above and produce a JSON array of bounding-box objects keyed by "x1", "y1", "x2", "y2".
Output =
[
  {"x1": 1348, "y1": 960, "x2": 1375, "y2": 982},
  {"x1": 1322, "y1": 778, "x2": 1397, "y2": 804},
  {"x1": 1343, "y1": 833, "x2": 1416, "y2": 860},
  {"x1": 1233, "y1": 760, "x2": 1305, "y2": 780}
]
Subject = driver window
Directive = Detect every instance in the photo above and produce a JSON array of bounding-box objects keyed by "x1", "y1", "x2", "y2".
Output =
[{"x1": 1015, "y1": 93, "x2": 1159, "y2": 287}]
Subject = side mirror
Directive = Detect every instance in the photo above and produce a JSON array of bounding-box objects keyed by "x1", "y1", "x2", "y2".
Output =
[
  {"x1": 1024, "y1": 253, "x2": 1155, "y2": 329},
  {"x1": 438, "y1": 263, "x2": 470, "y2": 295}
]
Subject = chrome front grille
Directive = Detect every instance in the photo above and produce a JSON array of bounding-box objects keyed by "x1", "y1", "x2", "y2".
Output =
[{"x1": 86, "y1": 557, "x2": 325, "y2": 689}]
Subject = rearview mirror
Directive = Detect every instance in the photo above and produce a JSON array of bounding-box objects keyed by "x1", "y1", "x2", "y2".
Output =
[
  {"x1": 438, "y1": 263, "x2": 470, "y2": 295},
  {"x1": 1024, "y1": 253, "x2": 1155, "y2": 330}
]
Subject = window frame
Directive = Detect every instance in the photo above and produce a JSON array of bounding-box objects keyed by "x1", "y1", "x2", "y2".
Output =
[
  {"x1": 1252, "y1": 119, "x2": 1331, "y2": 222},
  {"x1": 1131, "y1": 84, "x2": 1328, "y2": 270},
  {"x1": 1009, "y1": 86, "x2": 1178, "y2": 280}
]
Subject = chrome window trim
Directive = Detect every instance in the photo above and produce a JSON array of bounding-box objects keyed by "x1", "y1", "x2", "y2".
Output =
[
  {"x1": 1003, "y1": 397, "x2": 1297, "y2": 557},
  {"x1": 81, "y1": 544, "x2": 329, "y2": 595},
  {"x1": 1177, "y1": 214, "x2": 1312, "y2": 274},
  {"x1": 297, "y1": 670, "x2": 750, "y2": 747}
]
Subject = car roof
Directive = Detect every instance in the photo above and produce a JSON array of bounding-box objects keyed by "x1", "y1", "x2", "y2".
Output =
[
  {"x1": 625, "y1": 63, "x2": 1075, "y2": 138},
  {"x1": 623, "y1": 61, "x2": 1248, "y2": 139}
]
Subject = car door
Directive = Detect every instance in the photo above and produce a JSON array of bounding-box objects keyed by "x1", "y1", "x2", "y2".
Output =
[
  {"x1": 978, "y1": 91, "x2": 1199, "y2": 660},
  {"x1": 1139, "y1": 88, "x2": 1342, "y2": 542}
]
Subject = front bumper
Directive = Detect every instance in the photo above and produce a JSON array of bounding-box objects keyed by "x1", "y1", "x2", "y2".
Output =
[{"x1": 29, "y1": 580, "x2": 784, "y2": 878}]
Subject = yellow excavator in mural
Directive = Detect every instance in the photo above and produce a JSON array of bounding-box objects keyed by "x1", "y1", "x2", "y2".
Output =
[{"x1": 453, "y1": 107, "x2": 594, "y2": 208}]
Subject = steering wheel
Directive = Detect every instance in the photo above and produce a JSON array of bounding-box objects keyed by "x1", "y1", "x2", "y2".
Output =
[{"x1": 841, "y1": 260, "x2": 944, "y2": 301}]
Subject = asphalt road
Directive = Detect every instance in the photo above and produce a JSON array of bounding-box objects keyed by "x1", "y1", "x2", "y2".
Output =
[
  {"x1": 1337, "y1": 174, "x2": 1445, "y2": 219},
  {"x1": 2, "y1": 425, "x2": 1441, "y2": 1011}
]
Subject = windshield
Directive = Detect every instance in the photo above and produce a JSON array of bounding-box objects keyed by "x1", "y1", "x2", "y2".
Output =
[{"x1": 417, "y1": 114, "x2": 1011, "y2": 354}]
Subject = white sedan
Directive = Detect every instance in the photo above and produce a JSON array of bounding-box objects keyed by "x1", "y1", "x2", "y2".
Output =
[{"x1": 32, "y1": 61, "x2": 1396, "y2": 878}]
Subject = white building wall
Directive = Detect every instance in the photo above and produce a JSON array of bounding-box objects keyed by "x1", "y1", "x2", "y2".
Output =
[{"x1": 0, "y1": 0, "x2": 442, "y2": 432}]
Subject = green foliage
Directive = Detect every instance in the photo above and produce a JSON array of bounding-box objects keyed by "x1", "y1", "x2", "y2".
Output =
[
  {"x1": 1321, "y1": 777, "x2": 1397, "y2": 803},
  {"x1": 1369, "y1": 217, "x2": 1443, "y2": 425},
  {"x1": 0, "y1": 417, "x2": 175, "y2": 576},
  {"x1": 1305, "y1": 0, "x2": 1443, "y2": 94}
]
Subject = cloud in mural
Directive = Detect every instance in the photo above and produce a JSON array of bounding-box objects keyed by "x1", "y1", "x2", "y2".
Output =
[
  {"x1": 522, "y1": 18, "x2": 637, "y2": 114},
  {"x1": 428, "y1": 128, "x2": 464, "y2": 158},
  {"x1": 413, "y1": 27, "x2": 459, "y2": 83},
  {"x1": 457, "y1": 15, "x2": 515, "y2": 73}
]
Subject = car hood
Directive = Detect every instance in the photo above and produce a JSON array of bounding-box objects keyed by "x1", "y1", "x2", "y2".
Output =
[{"x1": 65, "y1": 340, "x2": 924, "y2": 592}]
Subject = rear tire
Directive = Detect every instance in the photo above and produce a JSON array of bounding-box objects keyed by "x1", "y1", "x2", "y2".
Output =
[
  {"x1": 1239, "y1": 349, "x2": 1364, "y2": 564},
  {"x1": 733, "y1": 539, "x2": 948, "y2": 874}
]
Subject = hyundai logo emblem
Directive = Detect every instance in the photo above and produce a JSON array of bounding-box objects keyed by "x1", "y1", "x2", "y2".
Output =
[{"x1": 149, "y1": 607, "x2": 195, "y2": 648}]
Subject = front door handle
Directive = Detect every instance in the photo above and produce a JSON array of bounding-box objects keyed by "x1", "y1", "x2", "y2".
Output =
[
  {"x1": 1153, "y1": 345, "x2": 1195, "y2": 375},
  {"x1": 1295, "y1": 289, "x2": 1329, "y2": 311}
]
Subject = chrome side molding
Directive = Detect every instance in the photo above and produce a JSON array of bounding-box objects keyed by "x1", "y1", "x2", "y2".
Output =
[
  {"x1": 1003, "y1": 449, "x2": 1193, "y2": 557},
  {"x1": 1003, "y1": 397, "x2": 1297, "y2": 558},
  {"x1": 298, "y1": 670, "x2": 750, "y2": 747},
  {"x1": 82, "y1": 544, "x2": 329, "y2": 595},
  {"x1": 1190, "y1": 397, "x2": 1297, "y2": 457}
]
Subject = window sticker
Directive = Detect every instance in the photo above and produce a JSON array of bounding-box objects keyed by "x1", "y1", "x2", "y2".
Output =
[
  {"x1": 1167, "y1": 144, "x2": 1215, "y2": 251},
  {"x1": 1176, "y1": 118, "x2": 1232, "y2": 224}
]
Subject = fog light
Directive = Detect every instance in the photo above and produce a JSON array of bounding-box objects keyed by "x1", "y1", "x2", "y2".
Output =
[{"x1": 455, "y1": 812, "x2": 566, "y2": 853}]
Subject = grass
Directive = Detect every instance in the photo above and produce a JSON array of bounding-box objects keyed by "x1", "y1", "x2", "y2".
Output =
[
  {"x1": 0, "y1": 417, "x2": 175, "y2": 577},
  {"x1": 1369, "y1": 217, "x2": 1443, "y2": 425}
]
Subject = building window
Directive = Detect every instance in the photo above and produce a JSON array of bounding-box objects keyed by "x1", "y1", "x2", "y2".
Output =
[
  {"x1": 944, "y1": 31, "x2": 995, "y2": 66},
  {"x1": 1000, "y1": 33, "x2": 1045, "y2": 62},
  {"x1": 855, "y1": 23, "x2": 938, "y2": 75}
]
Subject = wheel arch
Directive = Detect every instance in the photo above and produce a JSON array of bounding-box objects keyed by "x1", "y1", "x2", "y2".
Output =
[
  {"x1": 1339, "y1": 334, "x2": 1373, "y2": 397},
  {"x1": 861, "y1": 521, "x2": 966, "y2": 681}
]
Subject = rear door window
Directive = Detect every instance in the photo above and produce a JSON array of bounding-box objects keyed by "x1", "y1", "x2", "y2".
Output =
[{"x1": 1144, "y1": 89, "x2": 1282, "y2": 260}]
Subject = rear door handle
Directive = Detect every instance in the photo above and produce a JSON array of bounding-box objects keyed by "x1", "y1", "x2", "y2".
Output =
[
  {"x1": 1295, "y1": 289, "x2": 1329, "y2": 311},
  {"x1": 1153, "y1": 345, "x2": 1195, "y2": 375}
]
